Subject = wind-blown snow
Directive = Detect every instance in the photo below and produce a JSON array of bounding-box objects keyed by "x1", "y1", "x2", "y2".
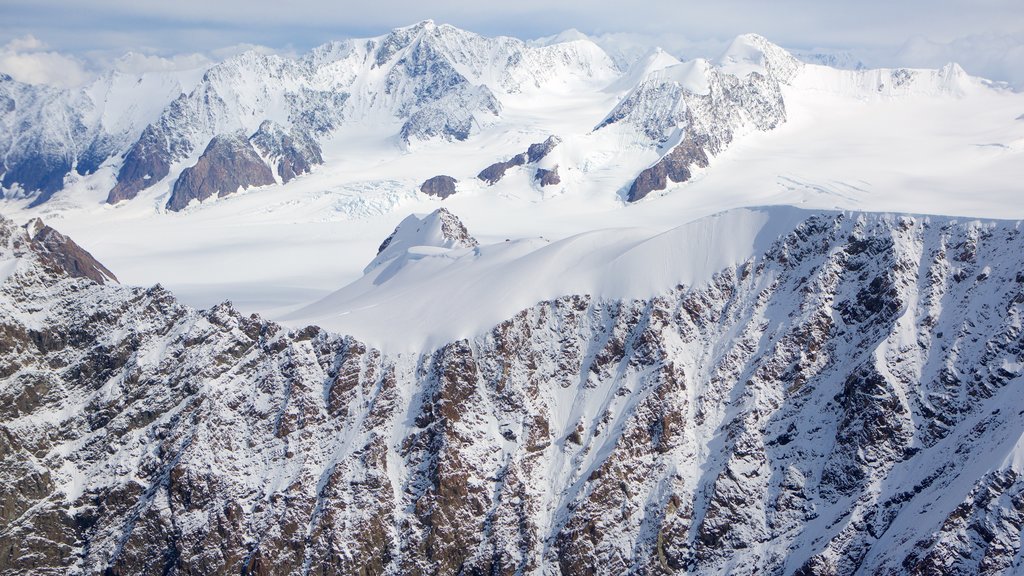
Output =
[{"x1": 285, "y1": 206, "x2": 811, "y2": 351}]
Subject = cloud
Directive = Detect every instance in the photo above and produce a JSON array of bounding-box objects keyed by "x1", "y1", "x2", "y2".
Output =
[
  {"x1": 113, "y1": 51, "x2": 212, "y2": 74},
  {"x1": 4, "y1": 35, "x2": 45, "y2": 52},
  {"x1": 893, "y1": 33, "x2": 1024, "y2": 88},
  {"x1": 209, "y1": 43, "x2": 296, "y2": 61},
  {"x1": 0, "y1": 1, "x2": 1021, "y2": 87},
  {"x1": 0, "y1": 34, "x2": 93, "y2": 88}
]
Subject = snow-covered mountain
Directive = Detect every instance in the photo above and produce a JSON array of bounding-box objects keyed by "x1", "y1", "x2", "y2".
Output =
[
  {"x1": 3, "y1": 207, "x2": 1024, "y2": 574},
  {"x1": 2, "y1": 22, "x2": 995, "y2": 216},
  {"x1": 1, "y1": 21, "x2": 621, "y2": 211},
  {"x1": 1, "y1": 20, "x2": 1023, "y2": 575},
  {"x1": 0, "y1": 66, "x2": 204, "y2": 206}
]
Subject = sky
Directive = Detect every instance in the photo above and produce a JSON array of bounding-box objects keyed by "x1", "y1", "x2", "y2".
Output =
[{"x1": 1, "y1": 0, "x2": 1023, "y2": 88}]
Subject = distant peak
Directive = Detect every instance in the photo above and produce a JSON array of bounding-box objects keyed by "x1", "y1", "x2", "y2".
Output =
[
  {"x1": 717, "y1": 32, "x2": 800, "y2": 82},
  {"x1": 539, "y1": 28, "x2": 592, "y2": 45},
  {"x1": 396, "y1": 19, "x2": 436, "y2": 33},
  {"x1": 367, "y1": 208, "x2": 478, "y2": 274}
]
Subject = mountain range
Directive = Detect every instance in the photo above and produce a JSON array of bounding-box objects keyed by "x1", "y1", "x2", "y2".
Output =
[
  {"x1": 1, "y1": 20, "x2": 1024, "y2": 576},
  {"x1": 0, "y1": 21, "x2": 979, "y2": 212}
]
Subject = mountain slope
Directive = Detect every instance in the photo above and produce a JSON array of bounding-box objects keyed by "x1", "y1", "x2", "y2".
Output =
[{"x1": 3, "y1": 207, "x2": 1024, "y2": 574}]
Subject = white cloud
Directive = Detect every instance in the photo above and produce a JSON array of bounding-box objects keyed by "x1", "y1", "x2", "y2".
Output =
[
  {"x1": 1, "y1": 2, "x2": 1022, "y2": 87},
  {"x1": 4, "y1": 34, "x2": 45, "y2": 52},
  {"x1": 208, "y1": 43, "x2": 296, "y2": 61},
  {"x1": 893, "y1": 34, "x2": 1024, "y2": 88},
  {"x1": 113, "y1": 51, "x2": 212, "y2": 74},
  {"x1": 0, "y1": 35, "x2": 93, "y2": 88}
]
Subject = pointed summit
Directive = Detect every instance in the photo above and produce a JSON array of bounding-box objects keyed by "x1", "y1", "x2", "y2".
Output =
[
  {"x1": 15, "y1": 217, "x2": 119, "y2": 284},
  {"x1": 366, "y1": 208, "x2": 478, "y2": 274},
  {"x1": 718, "y1": 33, "x2": 800, "y2": 82}
]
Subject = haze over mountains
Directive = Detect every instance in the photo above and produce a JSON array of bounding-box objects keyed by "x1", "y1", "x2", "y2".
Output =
[{"x1": 1, "y1": 20, "x2": 1024, "y2": 575}]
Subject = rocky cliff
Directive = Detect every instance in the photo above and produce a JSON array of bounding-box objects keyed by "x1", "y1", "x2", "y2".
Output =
[
  {"x1": 1, "y1": 208, "x2": 1024, "y2": 574},
  {"x1": 165, "y1": 132, "x2": 276, "y2": 212}
]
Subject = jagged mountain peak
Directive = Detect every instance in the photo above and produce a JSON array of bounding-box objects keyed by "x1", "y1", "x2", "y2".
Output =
[{"x1": 0, "y1": 213, "x2": 117, "y2": 285}]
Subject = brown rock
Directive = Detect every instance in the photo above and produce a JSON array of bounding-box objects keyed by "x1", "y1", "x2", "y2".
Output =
[
  {"x1": 627, "y1": 138, "x2": 709, "y2": 202},
  {"x1": 534, "y1": 166, "x2": 560, "y2": 187},
  {"x1": 420, "y1": 175, "x2": 458, "y2": 199},
  {"x1": 23, "y1": 218, "x2": 118, "y2": 284},
  {"x1": 166, "y1": 132, "x2": 275, "y2": 212},
  {"x1": 477, "y1": 153, "x2": 527, "y2": 185},
  {"x1": 527, "y1": 135, "x2": 562, "y2": 163}
]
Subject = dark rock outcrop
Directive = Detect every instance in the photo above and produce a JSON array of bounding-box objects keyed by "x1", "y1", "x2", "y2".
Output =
[
  {"x1": 477, "y1": 136, "x2": 561, "y2": 187},
  {"x1": 249, "y1": 120, "x2": 322, "y2": 184},
  {"x1": 534, "y1": 166, "x2": 560, "y2": 186},
  {"x1": 627, "y1": 138, "x2": 709, "y2": 201},
  {"x1": 22, "y1": 218, "x2": 117, "y2": 285},
  {"x1": 1, "y1": 155, "x2": 71, "y2": 206},
  {"x1": 527, "y1": 135, "x2": 561, "y2": 163},
  {"x1": 420, "y1": 175, "x2": 458, "y2": 199},
  {"x1": 165, "y1": 132, "x2": 275, "y2": 212},
  {"x1": 477, "y1": 153, "x2": 527, "y2": 185},
  {"x1": 107, "y1": 95, "x2": 193, "y2": 205}
]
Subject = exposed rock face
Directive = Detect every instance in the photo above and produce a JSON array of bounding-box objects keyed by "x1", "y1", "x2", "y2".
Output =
[
  {"x1": 419, "y1": 175, "x2": 458, "y2": 199},
  {"x1": 534, "y1": 166, "x2": 560, "y2": 186},
  {"x1": 600, "y1": 35, "x2": 797, "y2": 202},
  {"x1": 4, "y1": 210, "x2": 1024, "y2": 575},
  {"x1": 478, "y1": 136, "x2": 562, "y2": 186},
  {"x1": 22, "y1": 218, "x2": 117, "y2": 284},
  {"x1": 165, "y1": 132, "x2": 276, "y2": 212},
  {"x1": 0, "y1": 73, "x2": 120, "y2": 206},
  {"x1": 627, "y1": 138, "x2": 710, "y2": 201},
  {"x1": 106, "y1": 95, "x2": 195, "y2": 204},
  {"x1": 526, "y1": 135, "x2": 561, "y2": 163},
  {"x1": 478, "y1": 153, "x2": 527, "y2": 185},
  {"x1": 249, "y1": 120, "x2": 322, "y2": 184},
  {"x1": 106, "y1": 126, "x2": 173, "y2": 204}
]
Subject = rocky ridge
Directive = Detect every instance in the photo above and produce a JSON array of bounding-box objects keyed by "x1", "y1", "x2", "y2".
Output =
[
  {"x1": 600, "y1": 34, "x2": 799, "y2": 201},
  {"x1": 165, "y1": 132, "x2": 276, "y2": 212},
  {"x1": 249, "y1": 120, "x2": 323, "y2": 185},
  {"x1": 1, "y1": 208, "x2": 1024, "y2": 574},
  {"x1": 478, "y1": 135, "x2": 563, "y2": 185}
]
